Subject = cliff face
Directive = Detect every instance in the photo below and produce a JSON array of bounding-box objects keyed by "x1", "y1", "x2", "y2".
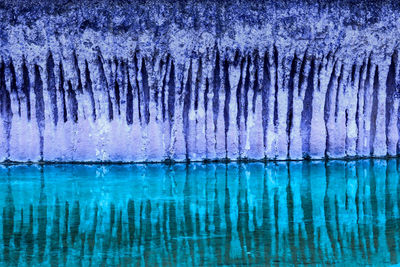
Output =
[{"x1": 0, "y1": 0, "x2": 399, "y2": 162}]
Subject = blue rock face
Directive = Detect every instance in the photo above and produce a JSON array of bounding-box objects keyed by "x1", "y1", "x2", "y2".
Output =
[{"x1": 0, "y1": 1, "x2": 400, "y2": 162}]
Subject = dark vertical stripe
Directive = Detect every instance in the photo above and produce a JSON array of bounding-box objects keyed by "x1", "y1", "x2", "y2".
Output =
[
  {"x1": 183, "y1": 60, "x2": 192, "y2": 159},
  {"x1": 141, "y1": 58, "x2": 150, "y2": 124},
  {"x1": 22, "y1": 59, "x2": 31, "y2": 120},
  {"x1": 34, "y1": 65, "x2": 45, "y2": 158},
  {"x1": 286, "y1": 54, "x2": 298, "y2": 156},
  {"x1": 46, "y1": 53, "x2": 58, "y2": 125},
  {"x1": 243, "y1": 55, "x2": 251, "y2": 127},
  {"x1": 262, "y1": 51, "x2": 271, "y2": 150},
  {"x1": 273, "y1": 46, "x2": 279, "y2": 128},
  {"x1": 168, "y1": 61, "x2": 176, "y2": 124},
  {"x1": 0, "y1": 61, "x2": 12, "y2": 157},
  {"x1": 301, "y1": 57, "x2": 315, "y2": 157},
  {"x1": 223, "y1": 59, "x2": 231, "y2": 156},
  {"x1": 213, "y1": 49, "x2": 221, "y2": 134},
  {"x1": 85, "y1": 60, "x2": 96, "y2": 121},
  {"x1": 370, "y1": 66, "x2": 379, "y2": 155},
  {"x1": 133, "y1": 53, "x2": 142, "y2": 123},
  {"x1": 73, "y1": 52, "x2": 83, "y2": 94},
  {"x1": 67, "y1": 81, "x2": 78, "y2": 123},
  {"x1": 59, "y1": 62, "x2": 67, "y2": 123},
  {"x1": 114, "y1": 59, "x2": 121, "y2": 116},
  {"x1": 252, "y1": 52, "x2": 260, "y2": 113},
  {"x1": 161, "y1": 54, "x2": 170, "y2": 121},
  {"x1": 126, "y1": 66, "x2": 133, "y2": 125},
  {"x1": 386, "y1": 51, "x2": 397, "y2": 149},
  {"x1": 194, "y1": 57, "x2": 202, "y2": 111},
  {"x1": 9, "y1": 59, "x2": 20, "y2": 117},
  {"x1": 324, "y1": 61, "x2": 337, "y2": 156}
]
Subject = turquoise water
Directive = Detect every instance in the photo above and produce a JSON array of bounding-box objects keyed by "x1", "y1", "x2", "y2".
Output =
[{"x1": 0, "y1": 160, "x2": 400, "y2": 266}]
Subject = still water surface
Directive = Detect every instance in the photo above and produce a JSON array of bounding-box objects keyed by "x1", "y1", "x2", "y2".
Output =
[{"x1": 1, "y1": 160, "x2": 400, "y2": 266}]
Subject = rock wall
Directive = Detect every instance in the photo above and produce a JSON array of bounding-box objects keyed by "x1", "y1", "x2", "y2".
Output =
[{"x1": 0, "y1": 0, "x2": 400, "y2": 162}]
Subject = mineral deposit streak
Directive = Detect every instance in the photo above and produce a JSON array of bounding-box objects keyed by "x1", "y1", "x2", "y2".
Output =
[{"x1": 0, "y1": 1, "x2": 399, "y2": 162}]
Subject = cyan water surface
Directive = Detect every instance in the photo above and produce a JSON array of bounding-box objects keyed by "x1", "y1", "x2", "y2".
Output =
[{"x1": 1, "y1": 160, "x2": 400, "y2": 266}]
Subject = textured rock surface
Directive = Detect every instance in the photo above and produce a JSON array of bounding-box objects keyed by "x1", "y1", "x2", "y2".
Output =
[{"x1": 0, "y1": 0, "x2": 400, "y2": 162}]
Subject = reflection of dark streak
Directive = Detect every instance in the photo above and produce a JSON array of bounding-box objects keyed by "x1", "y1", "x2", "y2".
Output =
[
  {"x1": 37, "y1": 168, "x2": 47, "y2": 263},
  {"x1": 62, "y1": 201, "x2": 69, "y2": 265},
  {"x1": 324, "y1": 163, "x2": 336, "y2": 257},
  {"x1": 224, "y1": 165, "x2": 231, "y2": 264},
  {"x1": 237, "y1": 165, "x2": 246, "y2": 262},
  {"x1": 213, "y1": 166, "x2": 222, "y2": 265},
  {"x1": 302, "y1": 162, "x2": 315, "y2": 262},
  {"x1": 2, "y1": 169, "x2": 14, "y2": 264},
  {"x1": 87, "y1": 204, "x2": 98, "y2": 264},
  {"x1": 50, "y1": 198, "x2": 60, "y2": 267},
  {"x1": 128, "y1": 199, "x2": 135, "y2": 246},
  {"x1": 273, "y1": 188, "x2": 279, "y2": 263},
  {"x1": 26, "y1": 204, "x2": 34, "y2": 264},
  {"x1": 369, "y1": 161, "x2": 379, "y2": 252},
  {"x1": 262, "y1": 167, "x2": 271, "y2": 265},
  {"x1": 385, "y1": 162, "x2": 397, "y2": 264},
  {"x1": 286, "y1": 164, "x2": 297, "y2": 264},
  {"x1": 183, "y1": 166, "x2": 195, "y2": 262}
]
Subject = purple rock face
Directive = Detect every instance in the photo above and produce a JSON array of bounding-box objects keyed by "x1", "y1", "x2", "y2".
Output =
[{"x1": 0, "y1": 0, "x2": 399, "y2": 162}]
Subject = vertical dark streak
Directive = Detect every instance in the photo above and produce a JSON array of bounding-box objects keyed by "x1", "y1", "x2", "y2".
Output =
[
  {"x1": 243, "y1": 55, "x2": 251, "y2": 127},
  {"x1": 67, "y1": 81, "x2": 78, "y2": 123},
  {"x1": 386, "y1": 51, "x2": 397, "y2": 150},
  {"x1": 46, "y1": 52, "x2": 58, "y2": 125},
  {"x1": 273, "y1": 46, "x2": 279, "y2": 128},
  {"x1": 213, "y1": 49, "x2": 221, "y2": 135},
  {"x1": 262, "y1": 51, "x2": 271, "y2": 151},
  {"x1": 324, "y1": 61, "x2": 337, "y2": 156},
  {"x1": 73, "y1": 52, "x2": 83, "y2": 94},
  {"x1": 301, "y1": 57, "x2": 315, "y2": 157},
  {"x1": 168, "y1": 61, "x2": 176, "y2": 124},
  {"x1": 252, "y1": 52, "x2": 260, "y2": 113},
  {"x1": 114, "y1": 59, "x2": 121, "y2": 116},
  {"x1": 298, "y1": 52, "x2": 307, "y2": 94},
  {"x1": 34, "y1": 65, "x2": 45, "y2": 159},
  {"x1": 141, "y1": 58, "x2": 150, "y2": 124},
  {"x1": 183, "y1": 60, "x2": 192, "y2": 159},
  {"x1": 0, "y1": 61, "x2": 11, "y2": 157},
  {"x1": 363, "y1": 57, "x2": 372, "y2": 117},
  {"x1": 286, "y1": 55, "x2": 298, "y2": 156},
  {"x1": 22, "y1": 59, "x2": 31, "y2": 120},
  {"x1": 370, "y1": 66, "x2": 379, "y2": 155},
  {"x1": 85, "y1": 60, "x2": 96, "y2": 121},
  {"x1": 126, "y1": 66, "x2": 133, "y2": 125},
  {"x1": 236, "y1": 58, "x2": 245, "y2": 129},
  {"x1": 59, "y1": 61, "x2": 67, "y2": 123},
  {"x1": 356, "y1": 61, "x2": 366, "y2": 153},
  {"x1": 194, "y1": 57, "x2": 202, "y2": 111},
  {"x1": 351, "y1": 64, "x2": 356, "y2": 84},
  {"x1": 9, "y1": 59, "x2": 20, "y2": 117},
  {"x1": 334, "y1": 65, "x2": 344, "y2": 121},
  {"x1": 156, "y1": 60, "x2": 164, "y2": 108},
  {"x1": 134, "y1": 53, "x2": 142, "y2": 123},
  {"x1": 223, "y1": 59, "x2": 231, "y2": 156},
  {"x1": 161, "y1": 54, "x2": 170, "y2": 121}
]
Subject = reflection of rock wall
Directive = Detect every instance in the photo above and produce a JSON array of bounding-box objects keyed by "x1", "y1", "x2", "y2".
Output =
[
  {"x1": 0, "y1": 160, "x2": 399, "y2": 265},
  {"x1": 0, "y1": 1, "x2": 400, "y2": 161}
]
